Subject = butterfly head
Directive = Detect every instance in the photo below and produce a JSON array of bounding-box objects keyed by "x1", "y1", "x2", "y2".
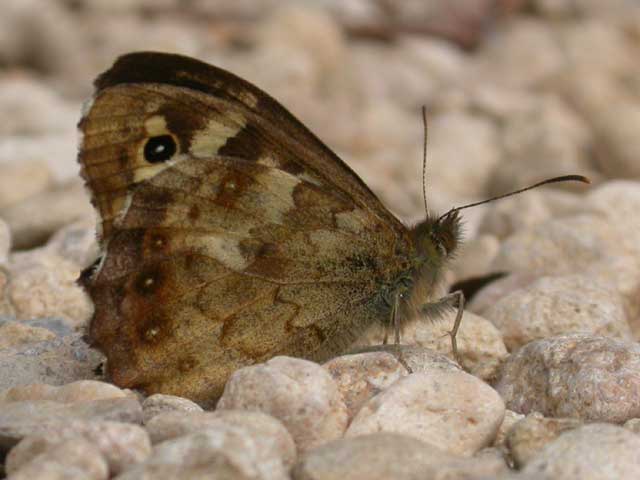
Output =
[{"x1": 412, "y1": 209, "x2": 462, "y2": 267}]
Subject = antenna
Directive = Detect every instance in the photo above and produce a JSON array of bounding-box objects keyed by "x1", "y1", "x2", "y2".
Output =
[
  {"x1": 421, "y1": 106, "x2": 429, "y2": 217},
  {"x1": 437, "y1": 175, "x2": 591, "y2": 222}
]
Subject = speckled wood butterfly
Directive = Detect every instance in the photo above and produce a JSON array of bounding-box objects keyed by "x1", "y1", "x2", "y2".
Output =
[{"x1": 78, "y1": 52, "x2": 588, "y2": 406}]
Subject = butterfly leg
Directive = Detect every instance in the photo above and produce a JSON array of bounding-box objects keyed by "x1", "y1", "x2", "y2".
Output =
[
  {"x1": 421, "y1": 290, "x2": 465, "y2": 365},
  {"x1": 390, "y1": 292, "x2": 413, "y2": 372}
]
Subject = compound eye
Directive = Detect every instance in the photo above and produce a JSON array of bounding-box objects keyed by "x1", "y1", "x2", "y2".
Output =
[{"x1": 144, "y1": 135, "x2": 177, "y2": 163}]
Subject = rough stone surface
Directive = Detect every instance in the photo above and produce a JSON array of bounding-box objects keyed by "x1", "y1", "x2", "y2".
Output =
[
  {"x1": 8, "y1": 438, "x2": 108, "y2": 480},
  {"x1": 323, "y1": 352, "x2": 408, "y2": 420},
  {"x1": 6, "y1": 249, "x2": 92, "y2": 326},
  {"x1": 0, "y1": 179, "x2": 92, "y2": 249},
  {"x1": 496, "y1": 334, "x2": 640, "y2": 422},
  {"x1": 217, "y1": 356, "x2": 348, "y2": 454},
  {"x1": 141, "y1": 394, "x2": 203, "y2": 425},
  {"x1": 493, "y1": 409, "x2": 525, "y2": 447},
  {"x1": 623, "y1": 417, "x2": 640, "y2": 434},
  {"x1": 523, "y1": 423, "x2": 640, "y2": 479},
  {"x1": 0, "y1": 217, "x2": 10, "y2": 264},
  {"x1": 292, "y1": 433, "x2": 508, "y2": 480},
  {"x1": 6, "y1": 420, "x2": 151, "y2": 475},
  {"x1": 484, "y1": 274, "x2": 632, "y2": 350},
  {"x1": 0, "y1": 319, "x2": 55, "y2": 349},
  {"x1": 506, "y1": 413, "x2": 582, "y2": 467},
  {"x1": 345, "y1": 368, "x2": 505, "y2": 456},
  {"x1": 491, "y1": 214, "x2": 622, "y2": 276},
  {"x1": 0, "y1": 160, "x2": 53, "y2": 210},
  {"x1": 116, "y1": 429, "x2": 289, "y2": 480},
  {"x1": 44, "y1": 218, "x2": 97, "y2": 268},
  {"x1": 0, "y1": 396, "x2": 142, "y2": 451},
  {"x1": 0, "y1": 333, "x2": 103, "y2": 393},
  {"x1": 145, "y1": 410, "x2": 296, "y2": 469},
  {"x1": 0, "y1": 380, "x2": 124, "y2": 404}
]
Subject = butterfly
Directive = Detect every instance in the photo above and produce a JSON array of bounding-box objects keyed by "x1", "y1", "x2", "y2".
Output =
[{"x1": 78, "y1": 52, "x2": 588, "y2": 406}]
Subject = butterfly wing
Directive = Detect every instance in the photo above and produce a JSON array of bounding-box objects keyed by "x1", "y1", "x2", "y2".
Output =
[{"x1": 79, "y1": 52, "x2": 412, "y2": 404}]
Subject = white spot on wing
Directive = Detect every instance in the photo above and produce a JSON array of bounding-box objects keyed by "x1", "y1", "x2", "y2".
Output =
[{"x1": 207, "y1": 236, "x2": 249, "y2": 271}]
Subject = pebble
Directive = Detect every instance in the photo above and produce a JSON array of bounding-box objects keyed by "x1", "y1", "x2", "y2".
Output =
[
  {"x1": 496, "y1": 333, "x2": 640, "y2": 422},
  {"x1": 468, "y1": 272, "x2": 540, "y2": 316},
  {"x1": 506, "y1": 413, "x2": 582, "y2": 467},
  {"x1": 0, "y1": 218, "x2": 9, "y2": 264},
  {"x1": 534, "y1": 0, "x2": 629, "y2": 17},
  {"x1": 623, "y1": 417, "x2": 640, "y2": 434},
  {"x1": 0, "y1": 133, "x2": 79, "y2": 182},
  {"x1": 293, "y1": 433, "x2": 507, "y2": 480},
  {"x1": 424, "y1": 111, "x2": 501, "y2": 200},
  {"x1": 116, "y1": 429, "x2": 288, "y2": 480},
  {"x1": 490, "y1": 214, "x2": 623, "y2": 276},
  {"x1": 493, "y1": 409, "x2": 525, "y2": 447},
  {"x1": 0, "y1": 380, "x2": 126, "y2": 404},
  {"x1": 0, "y1": 333, "x2": 103, "y2": 393},
  {"x1": 472, "y1": 18, "x2": 564, "y2": 88},
  {"x1": 478, "y1": 191, "x2": 551, "y2": 240},
  {"x1": 585, "y1": 101, "x2": 640, "y2": 179},
  {"x1": 141, "y1": 394, "x2": 203, "y2": 425},
  {"x1": 323, "y1": 351, "x2": 408, "y2": 420},
  {"x1": 0, "y1": 319, "x2": 55, "y2": 349},
  {"x1": 582, "y1": 180, "x2": 640, "y2": 259},
  {"x1": 523, "y1": 423, "x2": 640, "y2": 479},
  {"x1": 5, "y1": 249, "x2": 93, "y2": 327},
  {"x1": 8, "y1": 438, "x2": 108, "y2": 480},
  {"x1": 0, "y1": 395, "x2": 142, "y2": 451},
  {"x1": 0, "y1": 160, "x2": 53, "y2": 210},
  {"x1": 145, "y1": 410, "x2": 296, "y2": 468},
  {"x1": 6, "y1": 420, "x2": 151, "y2": 476},
  {"x1": 489, "y1": 94, "x2": 594, "y2": 195},
  {"x1": 0, "y1": 178, "x2": 93, "y2": 249},
  {"x1": 43, "y1": 218, "x2": 98, "y2": 268},
  {"x1": 217, "y1": 356, "x2": 348, "y2": 454},
  {"x1": 484, "y1": 274, "x2": 632, "y2": 350},
  {"x1": 345, "y1": 368, "x2": 505, "y2": 456}
]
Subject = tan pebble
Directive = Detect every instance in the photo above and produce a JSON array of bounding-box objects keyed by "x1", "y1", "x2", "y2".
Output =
[
  {"x1": 346, "y1": 368, "x2": 505, "y2": 456},
  {"x1": 8, "y1": 438, "x2": 108, "y2": 480},
  {"x1": 0, "y1": 179, "x2": 93, "y2": 249},
  {"x1": 493, "y1": 409, "x2": 525, "y2": 447},
  {"x1": 217, "y1": 356, "x2": 348, "y2": 454},
  {"x1": 0, "y1": 160, "x2": 53, "y2": 210},
  {"x1": 523, "y1": 424, "x2": 640, "y2": 479},
  {"x1": 117, "y1": 429, "x2": 288, "y2": 480},
  {"x1": 506, "y1": 413, "x2": 582, "y2": 468},
  {"x1": 496, "y1": 333, "x2": 640, "y2": 422},
  {"x1": 484, "y1": 274, "x2": 632, "y2": 350},
  {"x1": 141, "y1": 394, "x2": 203, "y2": 424},
  {"x1": 0, "y1": 321, "x2": 55, "y2": 349},
  {"x1": 293, "y1": 432, "x2": 508, "y2": 480},
  {"x1": 6, "y1": 250, "x2": 92, "y2": 327},
  {"x1": 6, "y1": 420, "x2": 150, "y2": 475},
  {"x1": 146, "y1": 410, "x2": 296, "y2": 468},
  {"x1": 323, "y1": 351, "x2": 408, "y2": 420},
  {"x1": 1, "y1": 380, "x2": 126, "y2": 404}
]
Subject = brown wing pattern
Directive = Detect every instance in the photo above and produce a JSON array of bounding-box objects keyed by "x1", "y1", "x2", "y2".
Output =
[{"x1": 79, "y1": 52, "x2": 411, "y2": 404}]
